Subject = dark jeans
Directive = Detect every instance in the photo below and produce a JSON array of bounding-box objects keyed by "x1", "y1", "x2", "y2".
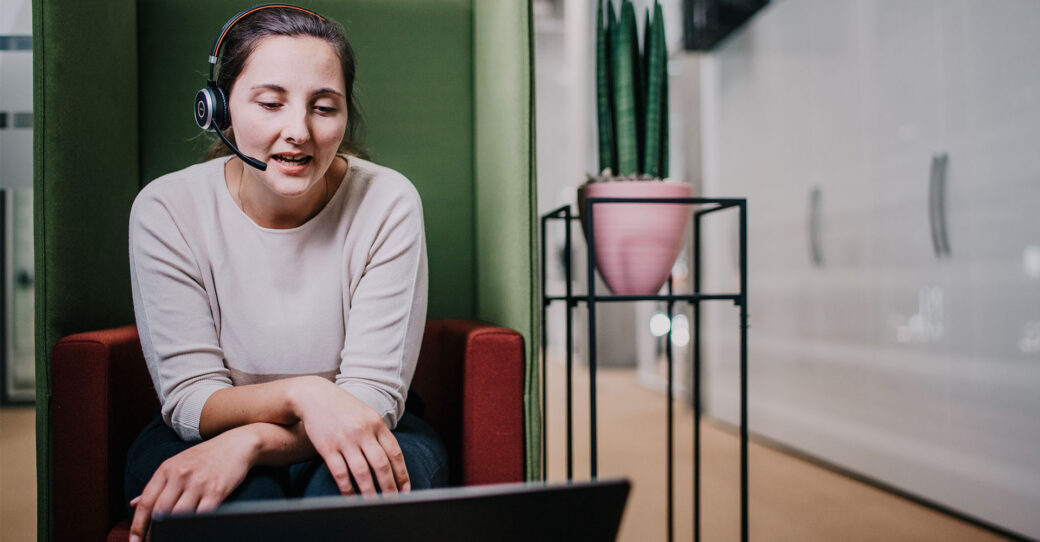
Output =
[{"x1": 124, "y1": 411, "x2": 448, "y2": 515}]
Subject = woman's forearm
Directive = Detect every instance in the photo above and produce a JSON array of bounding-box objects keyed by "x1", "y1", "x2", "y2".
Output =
[
  {"x1": 199, "y1": 375, "x2": 326, "y2": 439},
  {"x1": 239, "y1": 421, "x2": 317, "y2": 466},
  {"x1": 202, "y1": 375, "x2": 406, "y2": 496}
]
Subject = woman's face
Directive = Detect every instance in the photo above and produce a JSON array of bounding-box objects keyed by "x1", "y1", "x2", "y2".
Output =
[{"x1": 228, "y1": 35, "x2": 347, "y2": 199}]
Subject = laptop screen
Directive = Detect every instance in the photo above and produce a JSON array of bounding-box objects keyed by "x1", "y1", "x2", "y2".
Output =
[{"x1": 151, "y1": 478, "x2": 631, "y2": 542}]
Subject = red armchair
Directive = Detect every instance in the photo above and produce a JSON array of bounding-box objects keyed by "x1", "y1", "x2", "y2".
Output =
[{"x1": 50, "y1": 319, "x2": 525, "y2": 542}]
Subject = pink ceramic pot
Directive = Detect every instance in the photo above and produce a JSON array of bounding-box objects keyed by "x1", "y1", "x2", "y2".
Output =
[{"x1": 577, "y1": 181, "x2": 693, "y2": 296}]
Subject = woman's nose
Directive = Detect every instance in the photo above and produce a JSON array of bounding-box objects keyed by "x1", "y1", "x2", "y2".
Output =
[{"x1": 281, "y1": 106, "x2": 311, "y2": 144}]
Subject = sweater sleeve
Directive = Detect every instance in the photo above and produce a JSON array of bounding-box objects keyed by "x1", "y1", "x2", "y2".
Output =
[
  {"x1": 336, "y1": 180, "x2": 428, "y2": 430},
  {"x1": 129, "y1": 187, "x2": 232, "y2": 441}
]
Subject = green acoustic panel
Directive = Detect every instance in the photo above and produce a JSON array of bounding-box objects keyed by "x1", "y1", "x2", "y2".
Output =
[
  {"x1": 135, "y1": 0, "x2": 224, "y2": 182},
  {"x1": 332, "y1": 0, "x2": 474, "y2": 320},
  {"x1": 474, "y1": 0, "x2": 539, "y2": 479},
  {"x1": 33, "y1": 1, "x2": 140, "y2": 541},
  {"x1": 137, "y1": 0, "x2": 475, "y2": 320}
]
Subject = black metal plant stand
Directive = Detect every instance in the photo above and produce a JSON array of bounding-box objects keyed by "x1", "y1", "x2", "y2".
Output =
[{"x1": 540, "y1": 197, "x2": 749, "y2": 542}]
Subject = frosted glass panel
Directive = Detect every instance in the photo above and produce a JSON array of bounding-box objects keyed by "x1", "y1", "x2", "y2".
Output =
[
  {"x1": 4, "y1": 188, "x2": 34, "y2": 401},
  {"x1": 701, "y1": 0, "x2": 1040, "y2": 538},
  {"x1": 1, "y1": 0, "x2": 34, "y2": 402}
]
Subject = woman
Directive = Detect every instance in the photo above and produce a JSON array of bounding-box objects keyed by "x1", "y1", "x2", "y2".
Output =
[{"x1": 125, "y1": 6, "x2": 445, "y2": 541}]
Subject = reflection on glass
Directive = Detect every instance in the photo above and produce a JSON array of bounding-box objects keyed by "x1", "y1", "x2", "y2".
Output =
[
  {"x1": 1021, "y1": 321, "x2": 1040, "y2": 354},
  {"x1": 1024, "y1": 245, "x2": 1040, "y2": 280},
  {"x1": 895, "y1": 286, "x2": 944, "y2": 344}
]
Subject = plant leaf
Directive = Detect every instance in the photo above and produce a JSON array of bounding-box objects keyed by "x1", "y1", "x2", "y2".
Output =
[
  {"x1": 596, "y1": 0, "x2": 616, "y2": 174},
  {"x1": 643, "y1": 1, "x2": 667, "y2": 178},
  {"x1": 612, "y1": 0, "x2": 639, "y2": 176}
]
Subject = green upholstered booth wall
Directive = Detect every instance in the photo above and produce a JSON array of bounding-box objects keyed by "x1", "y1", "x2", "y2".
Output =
[
  {"x1": 34, "y1": 1, "x2": 537, "y2": 540},
  {"x1": 473, "y1": 0, "x2": 540, "y2": 485},
  {"x1": 32, "y1": 1, "x2": 141, "y2": 540}
]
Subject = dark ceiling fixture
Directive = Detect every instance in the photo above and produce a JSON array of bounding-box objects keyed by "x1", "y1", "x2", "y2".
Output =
[{"x1": 684, "y1": 0, "x2": 769, "y2": 51}]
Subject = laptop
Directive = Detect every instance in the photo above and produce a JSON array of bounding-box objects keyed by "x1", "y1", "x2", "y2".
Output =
[{"x1": 150, "y1": 478, "x2": 631, "y2": 542}]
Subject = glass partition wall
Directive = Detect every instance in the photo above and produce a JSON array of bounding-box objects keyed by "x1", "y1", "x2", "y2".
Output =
[{"x1": 0, "y1": 0, "x2": 35, "y2": 403}]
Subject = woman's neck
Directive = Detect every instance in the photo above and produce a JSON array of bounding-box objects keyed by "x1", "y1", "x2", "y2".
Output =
[{"x1": 226, "y1": 156, "x2": 346, "y2": 229}]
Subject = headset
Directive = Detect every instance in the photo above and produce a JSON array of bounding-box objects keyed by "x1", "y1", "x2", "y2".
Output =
[{"x1": 193, "y1": 4, "x2": 327, "y2": 171}]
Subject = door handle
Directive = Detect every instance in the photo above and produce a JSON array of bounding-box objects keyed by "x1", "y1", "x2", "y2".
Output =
[
  {"x1": 809, "y1": 186, "x2": 823, "y2": 267},
  {"x1": 928, "y1": 153, "x2": 951, "y2": 259},
  {"x1": 935, "y1": 153, "x2": 951, "y2": 257}
]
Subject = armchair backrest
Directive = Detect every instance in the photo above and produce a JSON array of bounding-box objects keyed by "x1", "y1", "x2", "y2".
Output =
[{"x1": 34, "y1": 1, "x2": 538, "y2": 541}]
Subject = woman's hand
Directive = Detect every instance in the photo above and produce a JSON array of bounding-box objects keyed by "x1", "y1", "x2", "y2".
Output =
[
  {"x1": 128, "y1": 426, "x2": 260, "y2": 542},
  {"x1": 289, "y1": 376, "x2": 410, "y2": 496}
]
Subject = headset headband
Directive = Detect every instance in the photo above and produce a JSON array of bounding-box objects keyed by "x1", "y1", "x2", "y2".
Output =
[
  {"x1": 207, "y1": 3, "x2": 326, "y2": 83},
  {"x1": 195, "y1": 3, "x2": 327, "y2": 171}
]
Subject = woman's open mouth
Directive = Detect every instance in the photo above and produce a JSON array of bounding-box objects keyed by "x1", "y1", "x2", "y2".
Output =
[
  {"x1": 271, "y1": 154, "x2": 312, "y2": 166},
  {"x1": 270, "y1": 153, "x2": 313, "y2": 174}
]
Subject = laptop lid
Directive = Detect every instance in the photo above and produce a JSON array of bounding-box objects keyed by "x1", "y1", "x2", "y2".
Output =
[{"x1": 150, "y1": 478, "x2": 631, "y2": 542}]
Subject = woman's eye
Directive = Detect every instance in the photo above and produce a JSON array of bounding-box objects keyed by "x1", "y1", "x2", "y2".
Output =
[
  {"x1": 314, "y1": 106, "x2": 337, "y2": 114},
  {"x1": 258, "y1": 102, "x2": 282, "y2": 110}
]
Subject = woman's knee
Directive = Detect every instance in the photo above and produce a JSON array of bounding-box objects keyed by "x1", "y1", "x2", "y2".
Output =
[
  {"x1": 226, "y1": 467, "x2": 291, "y2": 502},
  {"x1": 293, "y1": 459, "x2": 344, "y2": 498},
  {"x1": 393, "y1": 413, "x2": 449, "y2": 490}
]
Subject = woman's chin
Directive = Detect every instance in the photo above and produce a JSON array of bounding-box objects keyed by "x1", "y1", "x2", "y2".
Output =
[{"x1": 258, "y1": 175, "x2": 318, "y2": 199}]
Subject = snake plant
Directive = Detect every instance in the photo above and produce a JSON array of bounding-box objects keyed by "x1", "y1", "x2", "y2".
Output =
[{"x1": 596, "y1": 0, "x2": 669, "y2": 179}]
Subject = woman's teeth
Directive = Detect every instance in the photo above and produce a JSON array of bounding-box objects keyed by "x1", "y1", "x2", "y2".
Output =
[{"x1": 272, "y1": 155, "x2": 311, "y2": 164}]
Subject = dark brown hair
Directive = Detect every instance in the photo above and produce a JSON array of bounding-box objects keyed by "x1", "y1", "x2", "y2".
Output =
[{"x1": 203, "y1": 6, "x2": 367, "y2": 160}]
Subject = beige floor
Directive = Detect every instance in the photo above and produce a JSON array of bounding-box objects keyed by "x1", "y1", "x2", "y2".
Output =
[
  {"x1": 0, "y1": 364, "x2": 1010, "y2": 542},
  {"x1": 0, "y1": 406, "x2": 35, "y2": 542},
  {"x1": 543, "y1": 360, "x2": 1009, "y2": 542}
]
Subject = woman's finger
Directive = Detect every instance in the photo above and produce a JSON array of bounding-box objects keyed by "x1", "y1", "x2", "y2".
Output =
[
  {"x1": 129, "y1": 471, "x2": 168, "y2": 540},
  {"x1": 129, "y1": 500, "x2": 152, "y2": 542},
  {"x1": 344, "y1": 447, "x2": 377, "y2": 495},
  {"x1": 197, "y1": 494, "x2": 224, "y2": 514},
  {"x1": 376, "y1": 429, "x2": 410, "y2": 492},
  {"x1": 171, "y1": 487, "x2": 203, "y2": 515},
  {"x1": 197, "y1": 480, "x2": 234, "y2": 514},
  {"x1": 320, "y1": 449, "x2": 355, "y2": 496},
  {"x1": 359, "y1": 438, "x2": 397, "y2": 494},
  {"x1": 150, "y1": 478, "x2": 187, "y2": 519}
]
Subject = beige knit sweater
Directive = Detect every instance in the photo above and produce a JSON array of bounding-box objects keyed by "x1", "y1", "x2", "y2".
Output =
[{"x1": 129, "y1": 155, "x2": 428, "y2": 441}]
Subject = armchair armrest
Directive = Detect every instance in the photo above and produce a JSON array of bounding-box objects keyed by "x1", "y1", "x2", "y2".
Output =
[
  {"x1": 410, "y1": 319, "x2": 525, "y2": 486},
  {"x1": 51, "y1": 326, "x2": 157, "y2": 542}
]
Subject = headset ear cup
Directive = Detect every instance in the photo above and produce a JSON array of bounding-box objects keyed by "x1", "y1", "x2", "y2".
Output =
[
  {"x1": 213, "y1": 86, "x2": 231, "y2": 131},
  {"x1": 194, "y1": 85, "x2": 230, "y2": 132},
  {"x1": 194, "y1": 87, "x2": 215, "y2": 130}
]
